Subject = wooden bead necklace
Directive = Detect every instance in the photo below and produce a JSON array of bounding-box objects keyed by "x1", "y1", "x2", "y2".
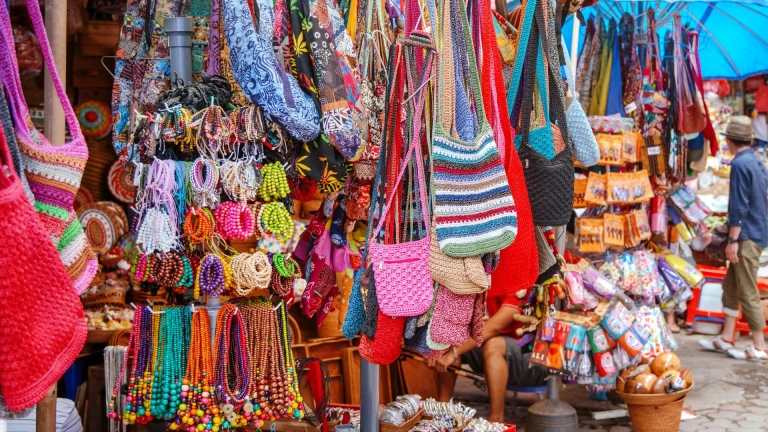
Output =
[{"x1": 213, "y1": 305, "x2": 250, "y2": 429}]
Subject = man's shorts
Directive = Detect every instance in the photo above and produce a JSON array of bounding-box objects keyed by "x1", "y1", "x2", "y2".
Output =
[{"x1": 461, "y1": 336, "x2": 547, "y2": 387}]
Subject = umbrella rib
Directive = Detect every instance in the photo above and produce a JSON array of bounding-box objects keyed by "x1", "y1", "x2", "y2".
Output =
[
  {"x1": 733, "y1": 2, "x2": 768, "y2": 21},
  {"x1": 705, "y1": 3, "x2": 768, "y2": 51},
  {"x1": 683, "y1": 5, "x2": 740, "y2": 77}
]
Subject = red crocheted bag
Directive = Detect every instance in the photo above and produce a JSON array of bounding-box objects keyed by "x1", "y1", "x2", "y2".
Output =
[
  {"x1": 359, "y1": 312, "x2": 406, "y2": 365},
  {"x1": 0, "y1": 126, "x2": 87, "y2": 411},
  {"x1": 475, "y1": 0, "x2": 538, "y2": 296}
]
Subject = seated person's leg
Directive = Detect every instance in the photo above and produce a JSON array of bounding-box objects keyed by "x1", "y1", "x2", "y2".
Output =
[
  {"x1": 437, "y1": 369, "x2": 458, "y2": 402},
  {"x1": 482, "y1": 336, "x2": 509, "y2": 423}
]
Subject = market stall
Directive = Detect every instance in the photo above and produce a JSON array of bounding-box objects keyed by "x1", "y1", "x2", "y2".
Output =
[{"x1": 1, "y1": 0, "x2": 768, "y2": 430}]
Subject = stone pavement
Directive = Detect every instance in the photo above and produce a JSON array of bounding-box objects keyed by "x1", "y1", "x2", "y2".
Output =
[{"x1": 452, "y1": 332, "x2": 768, "y2": 431}]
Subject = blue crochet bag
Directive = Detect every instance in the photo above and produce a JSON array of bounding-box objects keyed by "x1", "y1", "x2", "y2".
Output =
[
  {"x1": 563, "y1": 38, "x2": 599, "y2": 167},
  {"x1": 223, "y1": 0, "x2": 320, "y2": 142}
]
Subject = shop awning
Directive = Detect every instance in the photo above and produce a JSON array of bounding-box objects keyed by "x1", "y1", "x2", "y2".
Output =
[{"x1": 563, "y1": 0, "x2": 768, "y2": 80}]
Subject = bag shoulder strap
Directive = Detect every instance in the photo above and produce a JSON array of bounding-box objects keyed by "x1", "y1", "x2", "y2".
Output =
[
  {"x1": 433, "y1": 0, "x2": 490, "y2": 141},
  {"x1": 0, "y1": 1, "x2": 84, "y2": 143}
]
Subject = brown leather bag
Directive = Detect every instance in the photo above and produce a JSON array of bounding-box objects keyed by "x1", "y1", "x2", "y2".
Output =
[{"x1": 704, "y1": 225, "x2": 729, "y2": 264}]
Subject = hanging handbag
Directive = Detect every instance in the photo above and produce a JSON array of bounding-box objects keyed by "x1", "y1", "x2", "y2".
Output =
[
  {"x1": 674, "y1": 16, "x2": 705, "y2": 135},
  {"x1": 368, "y1": 44, "x2": 435, "y2": 318},
  {"x1": 223, "y1": 0, "x2": 321, "y2": 142},
  {"x1": 0, "y1": 125, "x2": 87, "y2": 411},
  {"x1": 508, "y1": 0, "x2": 574, "y2": 227},
  {"x1": 432, "y1": 0, "x2": 517, "y2": 258},
  {"x1": 475, "y1": 0, "x2": 538, "y2": 295},
  {"x1": 563, "y1": 36, "x2": 599, "y2": 167},
  {"x1": 0, "y1": 0, "x2": 96, "y2": 294},
  {"x1": 429, "y1": 222, "x2": 489, "y2": 294}
]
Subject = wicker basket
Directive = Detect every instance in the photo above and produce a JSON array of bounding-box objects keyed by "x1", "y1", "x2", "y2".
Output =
[
  {"x1": 618, "y1": 382, "x2": 693, "y2": 432},
  {"x1": 81, "y1": 287, "x2": 128, "y2": 309}
]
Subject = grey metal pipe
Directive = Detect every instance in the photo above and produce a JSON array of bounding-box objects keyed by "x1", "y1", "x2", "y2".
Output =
[
  {"x1": 165, "y1": 17, "x2": 194, "y2": 84},
  {"x1": 360, "y1": 359, "x2": 380, "y2": 432}
]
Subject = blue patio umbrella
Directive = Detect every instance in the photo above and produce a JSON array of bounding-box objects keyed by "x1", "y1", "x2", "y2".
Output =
[{"x1": 562, "y1": 0, "x2": 768, "y2": 80}]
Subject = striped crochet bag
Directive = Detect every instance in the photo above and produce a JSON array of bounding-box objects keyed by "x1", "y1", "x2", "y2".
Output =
[
  {"x1": 0, "y1": 0, "x2": 96, "y2": 293},
  {"x1": 432, "y1": 0, "x2": 517, "y2": 258}
]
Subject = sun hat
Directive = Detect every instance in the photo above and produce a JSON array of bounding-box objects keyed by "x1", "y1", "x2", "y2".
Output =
[{"x1": 723, "y1": 115, "x2": 754, "y2": 142}]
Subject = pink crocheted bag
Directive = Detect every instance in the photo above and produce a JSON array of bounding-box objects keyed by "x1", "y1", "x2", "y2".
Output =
[
  {"x1": 0, "y1": 0, "x2": 96, "y2": 294},
  {"x1": 428, "y1": 286, "x2": 475, "y2": 346},
  {"x1": 368, "y1": 63, "x2": 434, "y2": 318}
]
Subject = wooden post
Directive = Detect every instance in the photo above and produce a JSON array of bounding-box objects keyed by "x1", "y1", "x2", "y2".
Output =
[
  {"x1": 43, "y1": 0, "x2": 67, "y2": 144},
  {"x1": 36, "y1": 385, "x2": 57, "y2": 432},
  {"x1": 39, "y1": 0, "x2": 67, "y2": 429}
]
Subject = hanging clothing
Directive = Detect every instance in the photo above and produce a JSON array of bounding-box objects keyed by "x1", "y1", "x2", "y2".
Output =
[{"x1": 605, "y1": 23, "x2": 625, "y2": 116}]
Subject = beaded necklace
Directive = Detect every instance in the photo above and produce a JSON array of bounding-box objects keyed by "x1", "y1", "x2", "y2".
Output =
[
  {"x1": 172, "y1": 309, "x2": 221, "y2": 430},
  {"x1": 214, "y1": 304, "x2": 250, "y2": 429},
  {"x1": 108, "y1": 306, "x2": 142, "y2": 424},
  {"x1": 277, "y1": 302, "x2": 305, "y2": 419}
]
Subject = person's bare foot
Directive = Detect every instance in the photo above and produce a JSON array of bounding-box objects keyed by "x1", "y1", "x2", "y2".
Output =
[{"x1": 667, "y1": 322, "x2": 680, "y2": 333}]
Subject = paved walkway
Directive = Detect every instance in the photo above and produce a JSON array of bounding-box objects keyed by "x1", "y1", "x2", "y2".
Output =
[{"x1": 453, "y1": 332, "x2": 768, "y2": 431}]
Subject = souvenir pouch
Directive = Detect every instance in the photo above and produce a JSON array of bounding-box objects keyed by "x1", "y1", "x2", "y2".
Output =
[
  {"x1": 603, "y1": 213, "x2": 625, "y2": 248},
  {"x1": 617, "y1": 324, "x2": 646, "y2": 357},
  {"x1": 432, "y1": 0, "x2": 517, "y2": 257},
  {"x1": 673, "y1": 16, "x2": 705, "y2": 135},
  {"x1": 596, "y1": 133, "x2": 623, "y2": 165},
  {"x1": 368, "y1": 59, "x2": 434, "y2": 317},
  {"x1": 657, "y1": 257, "x2": 689, "y2": 294},
  {"x1": 624, "y1": 213, "x2": 642, "y2": 248},
  {"x1": 428, "y1": 286, "x2": 475, "y2": 346},
  {"x1": 222, "y1": 0, "x2": 320, "y2": 141},
  {"x1": 564, "y1": 324, "x2": 586, "y2": 373},
  {"x1": 0, "y1": 0, "x2": 96, "y2": 294},
  {"x1": 662, "y1": 254, "x2": 703, "y2": 287},
  {"x1": 562, "y1": 38, "x2": 599, "y2": 167},
  {"x1": 584, "y1": 172, "x2": 606, "y2": 206},
  {"x1": 622, "y1": 131, "x2": 642, "y2": 163},
  {"x1": 573, "y1": 178, "x2": 588, "y2": 209},
  {"x1": 631, "y1": 209, "x2": 652, "y2": 241},
  {"x1": 582, "y1": 265, "x2": 618, "y2": 300},
  {"x1": 578, "y1": 218, "x2": 605, "y2": 254},
  {"x1": 617, "y1": 251, "x2": 638, "y2": 294},
  {"x1": 530, "y1": 331, "x2": 550, "y2": 368}
]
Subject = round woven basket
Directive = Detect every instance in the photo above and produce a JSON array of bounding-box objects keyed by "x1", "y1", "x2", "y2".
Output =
[{"x1": 618, "y1": 381, "x2": 693, "y2": 432}]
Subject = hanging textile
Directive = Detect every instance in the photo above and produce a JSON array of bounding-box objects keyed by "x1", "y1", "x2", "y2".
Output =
[
  {"x1": 619, "y1": 12, "x2": 641, "y2": 127},
  {"x1": 605, "y1": 22, "x2": 625, "y2": 116}
]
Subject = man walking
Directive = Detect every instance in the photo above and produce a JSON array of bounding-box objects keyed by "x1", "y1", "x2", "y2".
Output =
[{"x1": 699, "y1": 116, "x2": 768, "y2": 360}]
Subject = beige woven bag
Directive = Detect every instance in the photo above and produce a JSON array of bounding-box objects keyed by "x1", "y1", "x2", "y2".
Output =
[{"x1": 429, "y1": 223, "x2": 489, "y2": 294}]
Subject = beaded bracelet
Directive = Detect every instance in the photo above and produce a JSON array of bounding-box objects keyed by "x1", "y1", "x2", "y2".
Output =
[
  {"x1": 257, "y1": 161, "x2": 290, "y2": 202},
  {"x1": 261, "y1": 202, "x2": 294, "y2": 243},
  {"x1": 270, "y1": 255, "x2": 300, "y2": 297},
  {"x1": 230, "y1": 252, "x2": 272, "y2": 297},
  {"x1": 190, "y1": 157, "x2": 220, "y2": 208},
  {"x1": 184, "y1": 207, "x2": 216, "y2": 244},
  {"x1": 214, "y1": 202, "x2": 256, "y2": 240},
  {"x1": 195, "y1": 254, "x2": 231, "y2": 298}
]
